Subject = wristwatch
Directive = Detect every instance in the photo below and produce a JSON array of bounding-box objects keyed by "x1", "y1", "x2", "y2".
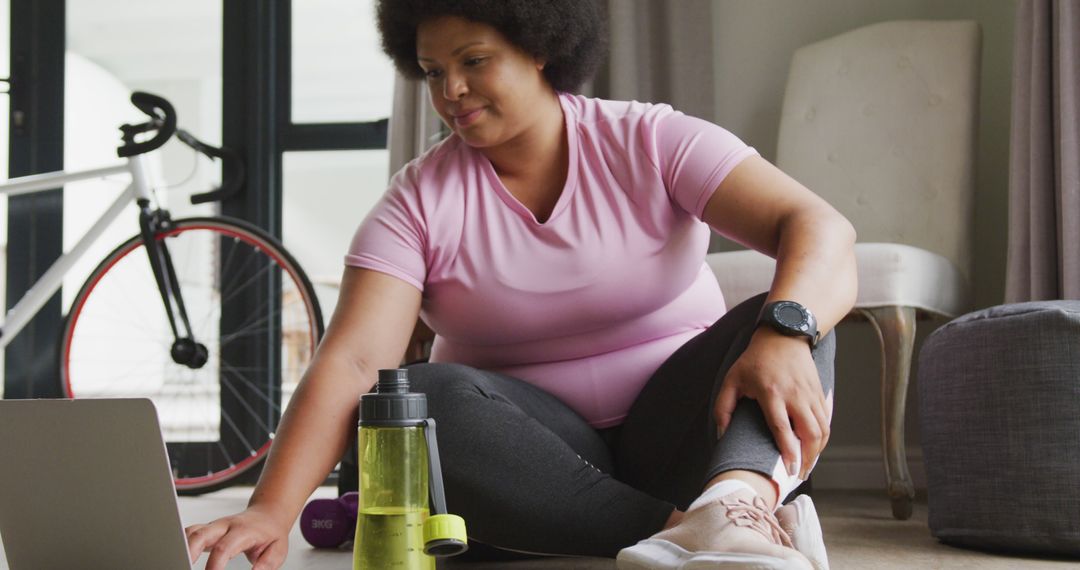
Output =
[{"x1": 758, "y1": 300, "x2": 820, "y2": 348}]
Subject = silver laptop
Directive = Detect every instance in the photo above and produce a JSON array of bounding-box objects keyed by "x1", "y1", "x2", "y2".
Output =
[{"x1": 0, "y1": 398, "x2": 191, "y2": 570}]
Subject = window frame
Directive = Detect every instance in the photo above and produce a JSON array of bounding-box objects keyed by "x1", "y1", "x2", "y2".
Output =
[
  {"x1": 4, "y1": 0, "x2": 66, "y2": 398},
  {"x1": 220, "y1": 0, "x2": 388, "y2": 482}
]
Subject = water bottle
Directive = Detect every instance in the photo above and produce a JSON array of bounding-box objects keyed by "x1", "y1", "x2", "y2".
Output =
[{"x1": 353, "y1": 368, "x2": 468, "y2": 569}]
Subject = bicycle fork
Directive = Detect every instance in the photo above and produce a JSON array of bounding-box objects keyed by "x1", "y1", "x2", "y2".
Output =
[{"x1": 138, "y1": 199, "x2": 208, "y2": 369}]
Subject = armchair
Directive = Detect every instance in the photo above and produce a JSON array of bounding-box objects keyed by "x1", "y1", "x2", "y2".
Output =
[{"x1": 706, "y1": 20, "x2": 981, "y2": 519}]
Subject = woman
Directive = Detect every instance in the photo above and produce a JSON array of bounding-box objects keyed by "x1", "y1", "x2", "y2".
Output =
[{"x1": 185, "y1": 1, "x2": 856, "y2": 569}]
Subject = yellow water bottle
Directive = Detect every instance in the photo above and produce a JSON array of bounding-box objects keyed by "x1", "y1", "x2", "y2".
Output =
[{"x1": 353, "y1": 369, "x2": 468, "y2": 570}]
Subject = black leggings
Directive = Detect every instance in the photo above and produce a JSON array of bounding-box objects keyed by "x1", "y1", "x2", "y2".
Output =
[{"x1": 338, "y1": 293, "x2": 835, "y2": 558}]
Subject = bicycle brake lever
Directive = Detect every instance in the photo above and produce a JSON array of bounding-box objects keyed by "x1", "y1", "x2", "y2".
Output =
[
  {"x1": 172, "y1": 127, "x2": 246, "y2": 205},
  {"x1": 176, "y1": 128, "x2": 217, "y2": 158}
]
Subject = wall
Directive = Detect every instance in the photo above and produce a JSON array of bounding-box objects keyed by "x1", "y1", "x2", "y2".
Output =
[{"x1": 709, "y1": 0, "x2": 1017, "y2": 488}]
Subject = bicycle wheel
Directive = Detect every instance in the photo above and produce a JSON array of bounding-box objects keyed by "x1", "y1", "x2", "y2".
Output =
[{"x1": 60, "y1": 216, "x2": 324, "y2": 495}]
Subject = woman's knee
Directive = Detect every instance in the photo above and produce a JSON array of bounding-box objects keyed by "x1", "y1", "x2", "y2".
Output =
[
  {"x1": 811, "y1": 329, "x2": 836, "y2": 394},
  {"x1": 401, "y1": 362, "x2": 490, "y2": 418}
]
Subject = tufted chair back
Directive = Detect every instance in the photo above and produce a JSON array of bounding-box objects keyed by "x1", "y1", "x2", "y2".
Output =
[{"x1": 776, "y1": 20, "x2": 980, "y2": 283}]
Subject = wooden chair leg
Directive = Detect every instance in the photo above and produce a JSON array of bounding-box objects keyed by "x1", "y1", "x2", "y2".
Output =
[{"x1": 859, "y1": 306, "x2": 917, "y2": 520}]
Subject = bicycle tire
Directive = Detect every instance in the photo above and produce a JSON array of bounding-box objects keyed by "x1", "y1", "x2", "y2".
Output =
[{"x1": 59, "y1": 216, "x2": 324, "y2": 495}]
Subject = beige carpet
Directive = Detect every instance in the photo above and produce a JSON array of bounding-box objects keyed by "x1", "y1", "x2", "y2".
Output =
[
  {"x1": 168, "y1": 487, "x2": 1080, "y2": 569},
  {"x1": 811, "y1": 490, "x2": 1074, "y2": 570}
]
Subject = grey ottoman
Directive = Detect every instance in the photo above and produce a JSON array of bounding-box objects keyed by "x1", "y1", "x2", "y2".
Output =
[{"x1": 917, "y1": 301, "x2": 1080, "y2": 556}]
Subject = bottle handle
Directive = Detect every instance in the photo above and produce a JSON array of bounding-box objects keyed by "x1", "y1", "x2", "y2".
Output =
[
  {"x1": 422, "y1": 418, "x2": 469, "y2": 556},
  {"x1": 423, "y1": 418, "x2": 449, "y2": 516}
]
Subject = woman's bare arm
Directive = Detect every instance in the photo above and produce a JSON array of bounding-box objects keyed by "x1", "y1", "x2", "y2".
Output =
[
  {"x1": 702, "y1": 155, "x2": 857, "y2": 333},
  {"x1": 702, "y1": 155, "x2": 857, "y2": 481},
  {"x1": 248, "y1": 267, "x2": 423, "y2": 523},
  {"x1": 186, "y1": 267, "x2": 422, "y2": 570}
]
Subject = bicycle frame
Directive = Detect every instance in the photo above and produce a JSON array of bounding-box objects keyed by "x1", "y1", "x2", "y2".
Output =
[{"x1": 0, "y1": 153, "x2": 156, "y2": 350}]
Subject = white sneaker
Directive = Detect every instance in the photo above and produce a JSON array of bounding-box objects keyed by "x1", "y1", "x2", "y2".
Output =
[
  {"x1": 616, "y1": 487, "x2": 813, "y2": 569},
  {"x1": 775, "y1": 495, "x2": 829, "y2": 570}
]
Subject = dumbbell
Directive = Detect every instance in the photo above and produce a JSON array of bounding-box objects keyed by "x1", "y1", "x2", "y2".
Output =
[{"x1": 299, "y1": 492, "x2": 359, "y2": 548}]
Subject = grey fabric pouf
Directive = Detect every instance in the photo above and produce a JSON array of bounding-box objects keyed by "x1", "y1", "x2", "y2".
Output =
[{"x1": 918, "y1": 301, "x2": 1080, "y2": 557}]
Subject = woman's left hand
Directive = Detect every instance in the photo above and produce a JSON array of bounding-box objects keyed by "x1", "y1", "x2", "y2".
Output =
[{"x1": 713, "y1": 326, "x2": 831, "y2": 480}]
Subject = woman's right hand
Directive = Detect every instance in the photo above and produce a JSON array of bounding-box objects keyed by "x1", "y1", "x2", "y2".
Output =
[{"x1": 185, "y1": 505, "x2": 292, "y2": 570}]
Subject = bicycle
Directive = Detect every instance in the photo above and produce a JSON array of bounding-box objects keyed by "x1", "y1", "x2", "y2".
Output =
[{"x1": 0, "y1": 92, "x2": 324, "y2": 495}]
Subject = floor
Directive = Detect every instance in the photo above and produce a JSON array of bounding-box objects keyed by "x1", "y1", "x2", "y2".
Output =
[
  {"x1": 3, "y1": 486, "x2": 1075, "y2": 569},
  {"x1": 170, "y1": 487, "x2": 1079, "y2": 570}
]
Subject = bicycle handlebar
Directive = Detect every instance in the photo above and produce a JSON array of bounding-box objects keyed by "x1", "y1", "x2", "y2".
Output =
[
  {"x1": 179, "y1": 129, "x2": 246, "y2": 205},
  {"x1": 118, "y1": 92, "x2": 177, "y2": 158},
  {"x1": 118, "y1": 91, "x2": 246, "y2": 205}
]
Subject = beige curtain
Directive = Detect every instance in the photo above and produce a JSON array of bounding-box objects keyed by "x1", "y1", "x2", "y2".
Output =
[
  {"x1": 1006, "y1": 0, "x2": 1080, "y2": 301},
  {"x1": 591, "y1": 0, "x2": 715, "y2": 120},
  {"x1": 387, "y1": 74, "x2": 445, "y2": 177}
]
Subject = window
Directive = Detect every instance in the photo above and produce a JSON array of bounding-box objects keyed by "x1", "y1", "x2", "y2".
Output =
[
  {"x1": 285, "y1": 0, "x2": 396, "y2": 323},
  {"x1": 282, "y1": 150, "x2": 390, "y2": 322},
  {"x1": 291, "y1": 0, "x2": 395, "y2": 123}
]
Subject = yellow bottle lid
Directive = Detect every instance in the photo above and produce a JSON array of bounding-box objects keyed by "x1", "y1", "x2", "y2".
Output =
[{"x1": 422, "y1": 514, "x2": 468, "y2": 557}]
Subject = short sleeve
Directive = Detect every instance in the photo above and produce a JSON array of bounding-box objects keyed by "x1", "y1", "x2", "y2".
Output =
[
  {"x1": 344, "y1": 166, "x2": 428, "y2": 292},
  {"x1": 652, "y1": 110, "x2": 759, "y2": 218}
]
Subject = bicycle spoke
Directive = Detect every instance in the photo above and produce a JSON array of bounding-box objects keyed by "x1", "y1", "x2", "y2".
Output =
[
  {"x1": 219, "y1": 361, "x2": 282, "y2": 414},
  {"x1": 220, "y1": 302, "x2": 275, "y2": 336},
  {"x1": 64, "y1": 360, "x2": 174, "y2": 392},
  {"x1": 218, "y1": 307, "x2": 312, "y2": 349},
  {"x1": 171, "y1": 374, "x2": 220, "y2": 473},
  {"x1": 205, "y1": 249, "x2": 280, "y2": 342},
  {"x1": 217, "y1": 306, "x2": 314, "y2": 347},
  {"x1": 157, "y1": 233, "x2": 228, "y2": 390},
  {"x1": 102, "y1": 274, "x2": 163, "y2": 337},
  {"x1": 66, "y1": 362, "x2": 175, "y2": 381},
  {"x1": 212, "y1": 438, "x2": 235, "y2": 471},
  {"x1": 219, "y1": 314, "x2": 280, "y2": 346},
  {"x1": 192, "y1": 234, "x2": 242, "y2": 328},
  {"x1": 184, "y1": 238, "x2": 251, "y2": 336},
  {"x1": 218, "y1": 369, "x2": 276, "y2": 435},
  {"x1": 220, "y1": 257, "x2": 279, "y2": 308},
  {"x1": 219, "y1": 243, "x2": 263, "y2": 297},
  {"x1": 217, "y1": 402, "x2": 258, "y2": 464},
  {"x1": 66, "y1": 310, "x2": 172, "y2": 338},
  {"x1": 217, "y1": 366, "x2": 304, "y2": 373},
  {"x1": 65, "y1": 332, "x2": 171, "y2": 346},
  {"x1": 217, "y1": 236, "x2": 244, "y2": 288}
]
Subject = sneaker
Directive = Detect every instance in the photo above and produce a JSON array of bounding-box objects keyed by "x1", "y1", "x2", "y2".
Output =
[
  {"x1": 775, "y1": 495, "x2": 829, "y2": 570},
  {"x1": 616, "y1": 487, "x2": 813, "y2": 569}
]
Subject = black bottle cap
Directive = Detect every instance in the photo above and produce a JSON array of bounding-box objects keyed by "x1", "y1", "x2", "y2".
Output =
[{"x1": 359, "y1": 369, "x2": 427, "y2": 426}]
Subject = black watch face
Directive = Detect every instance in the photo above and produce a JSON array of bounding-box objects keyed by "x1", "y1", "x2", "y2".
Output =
[{"x1": 774, "y1": 303, "x2": 809, "y2": 331}]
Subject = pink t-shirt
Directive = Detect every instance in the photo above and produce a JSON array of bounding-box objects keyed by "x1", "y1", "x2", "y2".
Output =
[{"x1": 346, "y1": 93, "x2": 758, "y2": 427}]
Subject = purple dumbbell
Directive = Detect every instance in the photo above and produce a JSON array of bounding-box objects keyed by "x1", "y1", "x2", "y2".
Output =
[{"x1": 300, "y1": 492, "x2": 359, "y2": 548}]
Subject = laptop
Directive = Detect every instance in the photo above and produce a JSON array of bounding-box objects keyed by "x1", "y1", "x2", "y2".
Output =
[{"x1": 0, "y1": 398, "x2": 192, "y2": 570}]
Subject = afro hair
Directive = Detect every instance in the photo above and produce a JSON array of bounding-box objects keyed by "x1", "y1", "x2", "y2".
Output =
[{"x1": 376, "y1": 0, "x2": 607, "y2": 93}]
